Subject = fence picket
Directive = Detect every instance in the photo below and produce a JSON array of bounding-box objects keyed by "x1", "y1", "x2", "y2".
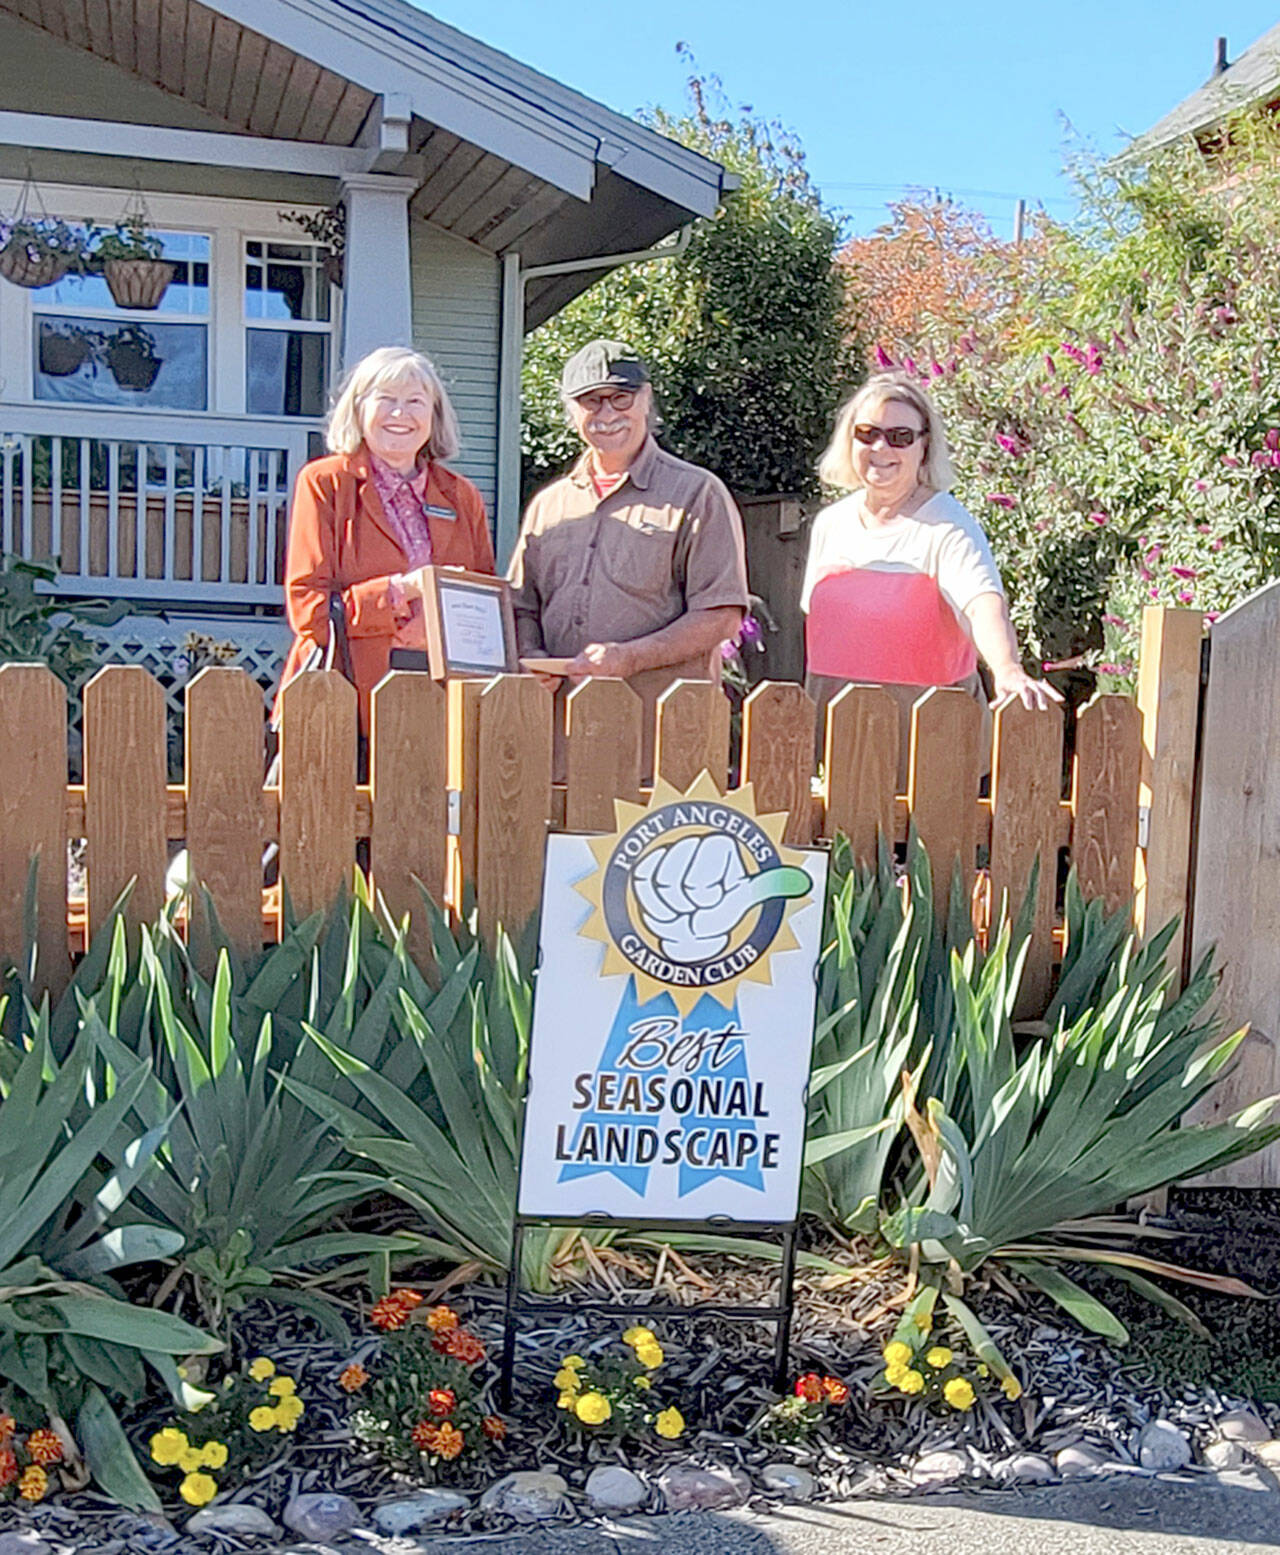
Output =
[
  {"x1": 371, "y1": 671, "x2": 448, "y2": 967},
  {"x1": 566, "y1": 678, "x2": 642, "y2": 832},
  {"x1": 907, "y1": 688, "x2": 981, "y2": 932},
  {"x1": 655, "y1": 680, "x2": 729, "y2": 793},
  {"x1": 186, "y1": 667, "x2": 264, "y2": 969},
  {"x1": 0, "y1": 665, "x2": 68, "y2": 997},
  {"x1": 823, "y1": 684, "x2": 897, "y2": 863},
  {"x1": 84, "y1": 666, "x2": 167, "y2": 942},
  {"x1": 1072, "y1": 694, "x2": 1141, "y2": 916},
  {"x1": 277, "y1": 670, "x2": 356, "y2": 923},
  {"x1": 742, "y1": 681, "x2": 816, "y2": 845},
  {"x1": 990, "y1": 699, "x2": 1063, "y2": 1014},
  {"x1": 477, "y1": 675, "x2": 552, "y2": 947}
]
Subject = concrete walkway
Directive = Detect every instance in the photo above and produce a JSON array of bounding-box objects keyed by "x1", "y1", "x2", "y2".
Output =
[{"x1": 393, "y1": 1478, "x2": 1280, "y2": 1555}]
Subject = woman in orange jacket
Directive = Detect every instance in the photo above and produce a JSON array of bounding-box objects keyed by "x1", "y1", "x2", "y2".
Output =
[{"x1": 278, "y1": 346, "x2": 496, "y2": 730}]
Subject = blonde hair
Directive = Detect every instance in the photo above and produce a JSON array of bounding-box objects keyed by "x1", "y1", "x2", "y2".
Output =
[
  {"x1": 325, "y1": 346, "x2": 461, "y2": 462},
  {"x1": 817, "y1": 372, "x2": 955, "y2": 492}
]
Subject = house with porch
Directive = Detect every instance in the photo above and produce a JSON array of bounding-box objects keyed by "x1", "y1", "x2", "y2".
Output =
[{"x1": 0, "y1": 0, "x2": 731, "y2": 694}]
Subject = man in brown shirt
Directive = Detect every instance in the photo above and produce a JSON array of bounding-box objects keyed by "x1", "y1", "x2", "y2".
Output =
[{"x1": 509, "y1": 340, "x2": 749, "y2": 763}]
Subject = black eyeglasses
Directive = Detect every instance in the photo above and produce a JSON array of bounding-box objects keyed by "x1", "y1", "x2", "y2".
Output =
[{"x1": 853, "y1": 423, "x2": 926, "y2": 448}]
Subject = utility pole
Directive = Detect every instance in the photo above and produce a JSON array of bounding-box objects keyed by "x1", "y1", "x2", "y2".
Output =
[{"x1": 1013, "y1": 198, "x2": 1026, "y2": 247}]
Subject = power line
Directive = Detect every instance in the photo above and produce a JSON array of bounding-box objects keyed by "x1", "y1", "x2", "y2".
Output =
[{"x1": 822, "y1": 181, "x2": 1075, "y2": 207}]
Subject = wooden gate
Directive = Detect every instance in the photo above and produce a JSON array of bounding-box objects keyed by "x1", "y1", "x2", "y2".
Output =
[{"x1": 1188, "y1": 580, "x2": 1280, "y2": 1186}]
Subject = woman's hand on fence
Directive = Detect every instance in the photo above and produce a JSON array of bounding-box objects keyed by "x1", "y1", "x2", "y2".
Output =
[{"x1": 990, "y1": 663, "x2": 1064, "y2": 712}]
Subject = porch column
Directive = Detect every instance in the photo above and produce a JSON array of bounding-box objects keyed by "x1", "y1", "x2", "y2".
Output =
[{"x1": 338, "y1": 173, "x2": 419, "y2": 368}]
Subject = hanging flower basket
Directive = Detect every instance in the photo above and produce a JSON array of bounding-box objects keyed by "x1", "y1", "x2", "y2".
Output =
[
  {"x1": 103, "y1": 258, "x2": 175, "y2": 310},
  {"x1": 0, "y1": 242, "x2": 71, "y2": 289}
]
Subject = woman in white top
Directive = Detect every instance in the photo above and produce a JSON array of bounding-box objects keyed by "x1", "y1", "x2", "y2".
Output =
[{"x1": 802, "y1": 372, "x2": 1060, "y2": 777}]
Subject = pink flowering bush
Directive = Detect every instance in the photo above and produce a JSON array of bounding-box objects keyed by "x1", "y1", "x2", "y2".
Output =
[{"x1": 852, "y1": 117, "x2": 1280, "y2": 687}]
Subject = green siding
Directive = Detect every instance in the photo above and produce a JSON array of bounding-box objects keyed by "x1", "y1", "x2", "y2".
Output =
[{"x1": 411, "y1": 219, "x2": 501, "y2": 515}]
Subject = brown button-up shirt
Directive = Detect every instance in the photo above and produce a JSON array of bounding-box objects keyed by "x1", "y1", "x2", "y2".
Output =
[{"x1": 508, "y1": 438, "x2": 749, "y2": 759}]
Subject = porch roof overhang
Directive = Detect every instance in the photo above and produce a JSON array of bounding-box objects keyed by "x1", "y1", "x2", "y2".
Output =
[{"x1": 0, "y1": 0, "x2": 732, "y2": 329}]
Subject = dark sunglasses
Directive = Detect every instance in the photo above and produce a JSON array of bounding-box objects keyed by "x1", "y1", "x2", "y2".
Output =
[{"x1": 853, "y1": 422, "x2": 926, "y2": 448}]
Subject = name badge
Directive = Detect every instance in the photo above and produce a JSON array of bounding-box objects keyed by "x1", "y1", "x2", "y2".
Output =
[{"x1": 423, "y1": 503, "x2": 456, "y2": 521}]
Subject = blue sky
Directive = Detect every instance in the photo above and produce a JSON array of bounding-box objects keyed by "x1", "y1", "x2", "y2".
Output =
[{"x1": 419, "y1": 0, "x2": 1280, "y2": 237}]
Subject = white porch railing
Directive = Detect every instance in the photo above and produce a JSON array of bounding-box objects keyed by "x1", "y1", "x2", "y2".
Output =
[{"x1": 0, "y1": 405, "x2": 320, "y2": 604}]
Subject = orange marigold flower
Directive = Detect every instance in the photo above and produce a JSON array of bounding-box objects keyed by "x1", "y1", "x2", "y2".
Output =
[
  {"x1": 391, "y1": 1288, "x2": 423, "y2": 1310},
  {"x1": 18, "y1": 1465, "x2": 48, "y2": 1502},
  {"x1": 339, "y1": 1364, "x2": 369, "y2": 1393},
  {"x1": 426, "y1": 1304, "x2": 459, "y2": 1332},
  {"x1": 481, "y1": 1415, "x2": 507, "y2": 1442},
  {"x1": 820, "y1": 1376, "x2": 850, "y2": 1406},
  {"x1": 411, "y1": 1419, "x2": 439, "y2": 1453},
  {"x1": 794, "y1": 1372, "x2": 824, "y2": 1403},
  {"x1": 370, "y1": 1296, "x2": 410, "y2": 1332},
  {"x1": 434, "y1": 1422, "x2": 465, "y2": 1460},
  {"x1": 0, "y1": 1447, "x2": 17, "y2": 1488},
  {"x1": 24, "y1": 1429, "x2": 64, "y2": 1465},
  {"x1": 427, "y1": 1388, "x2": 456, "y2": 1418},
  {"x1": 0, "y1": 1414, "x2": 14, "y2": 1443}
]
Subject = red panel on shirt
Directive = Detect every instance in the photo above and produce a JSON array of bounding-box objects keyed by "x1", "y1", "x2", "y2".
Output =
[{"x1": 806, "y1": 568, "x2": 977, "y2": 685}]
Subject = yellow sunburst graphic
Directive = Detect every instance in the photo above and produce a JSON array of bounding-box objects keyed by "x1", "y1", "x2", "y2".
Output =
[{"x1": 574, "y1": 770, "x2": 816, "y2": 1013}]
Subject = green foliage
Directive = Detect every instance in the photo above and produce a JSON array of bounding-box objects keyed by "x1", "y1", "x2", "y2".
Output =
[
  {"x1": 0, "y1": 555, "x2": 100, "y2": 685},
  {"x1": 0, "y1": 1020, "x2": 219, "y2": 1507},
  {"x1": 855, "y1": 114, "x2": 1280, "y2": 676},
  {"x1": 523, "y1": 64, "x2": 859, "y2": 499},
  {"x1": 91, "y1": 215, "x2": 164, "y2": 264}
]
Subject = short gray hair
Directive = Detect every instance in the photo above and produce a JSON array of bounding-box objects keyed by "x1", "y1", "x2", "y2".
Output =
[
  {"x1": 817, "y1": 372, "x2": 955, "y2": 492},
  {"x1": 326, "y1": 346, "x2": 462, "y2": 462}
]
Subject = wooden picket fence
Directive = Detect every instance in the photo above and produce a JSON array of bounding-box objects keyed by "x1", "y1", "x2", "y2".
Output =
[{"x1": 0, "y1": 607, "x2": 1202, "y2": 1016}]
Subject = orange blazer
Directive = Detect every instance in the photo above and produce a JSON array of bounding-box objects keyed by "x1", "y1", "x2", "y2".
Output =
[{"x1": 278, "y1": 448, "x2": 496, "y2": 729}]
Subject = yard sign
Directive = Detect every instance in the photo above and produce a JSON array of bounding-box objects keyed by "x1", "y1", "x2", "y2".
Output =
[{"x1": 518, "y1": 772, "x2": 827, "y2": 1221}]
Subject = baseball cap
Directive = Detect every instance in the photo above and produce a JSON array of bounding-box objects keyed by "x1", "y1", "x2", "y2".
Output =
[{"x1": 561, "y1": 339, "x2": 650, "y2": 399}]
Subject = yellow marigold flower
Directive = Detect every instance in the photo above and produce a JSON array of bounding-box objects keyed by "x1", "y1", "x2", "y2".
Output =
[
  {"x1": 17, "y1": 1466, "x2": 47, "y2": 1502},
  {"x1": 556, "y1": 1391, "x2": 576, "y2": 1410},
  {"x1": 622, "y1": 1326, "x2": 655, "y2": 1349},
  {"x1": 976, "y1": 1363, "x2": 990, "y2": 1378},
  {"x1": 655, "y1": 1406, "x2": 685, "y2": 1439},
  {"x1": 1001, "y1": 1375, "x2": 1023, "y2": 1401},
  {"x1": 272, "y1": 1396, "x2": 305, "y2": 1432},
  {"x1": 200, "y1": 1440, "x2": 228, "y2": 1469},
  {"x1": 574, "y1": 1391, "x2": 612, "y2": 1425},
  {"x1": 635, "y1": 1342, "x2": 664, "y2": 1369},
  {"x1": 926, "y1": 1347, "x2": 953, "y2": 1370},
  {"x1": 553, "y1": 1368, "x2": 581, "y2": 1392},
  {"x1": 268, "y1": 1376, "x2": 297, "y2": 1398},
  {"x1": 896, "y1": 1369, "x2": 925, "y2": 1395},
  {"x1": 883, "y1": 1341, "x2": 912, "y2": 1367},
  {"x1": 883, "y1": 1365, "x2": 907, "y2": 1387},
  {"x1": 914, "y1": 1312, "x2": 933, "y2": 1334},
  {"x1": 149, "y1": 1427, "x2": 189, "y2": 1466},
  {"x1": 633, "y1": 1375, "x2": 652, "y2": 1390},
  {"x1": 248, "y1": 1357, "x2": 275, "y2": 1382},
  {"x1": 944, "y1": 1376, "x2": 976, "y2": 1411},
  {"x1": 248, "y1": 1406, "x2": 277, "y2": 1433},
  {"x1": 561, "y1": 1354, "x2": 585, "y2": 1369},
  {"x1": 177, "y1": 1446, "x2": 205, "y2": 1473},
  {"x1": 179, "y1": 1471, "x2": 218, "y2": 1507}
]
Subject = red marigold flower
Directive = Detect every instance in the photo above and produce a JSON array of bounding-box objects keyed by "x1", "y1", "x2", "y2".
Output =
[
  {"x1": 411, "y1": 1419, "x2": 440, "y2": 1453},
  {"x1": 426, "y1": 1304, "x2": 459, "y2": 1333},
  {"x1": 427, "y1": 1388, "x2": 456, "y2": 1418},
  {"x1": 794, "y1": 1372, "x2": 824, "y2": 1403},
  {"x1": 434, "y1": 1422, "x2": 465, "y2": 1460},
  {"x1": 443, "y1": 1330, "x2": 486, "y2": 1365},
  {"x1": 0, "y1": 1414, "x2": 14, "y2": 1443},
  {"x1": 24, "y1": 1429, "x2": 64, "y2": 1465},
  {"x1": 0, "y1": 1447, "x2": 17, "y2": 1488},
  {"x1": 482, "y1": 1415, "x2": 507, "y2": 1442},
  {"x1": 339, "y1": 1364, "x2": 369, "y2": 1393},
  {"x1": 820, "y1": 1376, "x2": 850, "y2": 1405},
  {"x1": 370, "y1": 1296, "x2": 410, "y2": 1332}
]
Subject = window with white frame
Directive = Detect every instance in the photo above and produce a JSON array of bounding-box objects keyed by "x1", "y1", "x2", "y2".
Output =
[
  {"x1": 244, "y1": 239, "x2": 332, "y2": 419},
  {"x1": 32, "y1": 230, "x2": 211, "y2": 411}
]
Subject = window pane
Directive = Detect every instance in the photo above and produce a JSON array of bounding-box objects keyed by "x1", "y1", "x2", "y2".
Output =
[
  {"x1": 246, "y1": 328, "x2": 329, "y2": 418},
  {"x1": 34, "y1": 316, "x2": 208, "y2": 410},
  {"x1": 41, "y1": 230, "x2": 210, "y2": 316},
  {"x1": 244, "y1": 241, "x2": 330, "y2": 323}
]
